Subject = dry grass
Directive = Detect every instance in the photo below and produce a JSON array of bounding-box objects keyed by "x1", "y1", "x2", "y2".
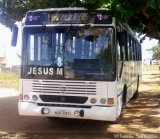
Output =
[{"x1": 0, "y1": 72, "x2": 19, "y2": 90}]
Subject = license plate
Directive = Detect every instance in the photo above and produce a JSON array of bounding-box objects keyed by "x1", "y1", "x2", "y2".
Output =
[{"x1": 55, "y1": 110, "x2": 71, "y2": 116}]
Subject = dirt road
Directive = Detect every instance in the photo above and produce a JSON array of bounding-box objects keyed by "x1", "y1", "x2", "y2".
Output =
[{"x1": 0, "y1": 71, "x2": 159, "y2": 139}]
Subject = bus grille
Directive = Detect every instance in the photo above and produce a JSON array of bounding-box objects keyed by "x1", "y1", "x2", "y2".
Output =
[
  {"x1": 39, "y1": 95, "x2": 88, "y2": 104},
  {"x1": 32, "y1": 80, "x2": 96, "y2": 95}
]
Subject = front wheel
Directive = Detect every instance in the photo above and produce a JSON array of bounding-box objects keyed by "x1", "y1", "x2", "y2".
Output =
[
  {"x1": 113, "y1": 113, "x2": 122, "y2": 124},
  {"x1": 122, "y1": 85, "x2": 127, "y2": 106},
  {"x1": 131, "y1": 90, "x2": 139, "y2": 100},
  {"x1": 131, "y1": 76, "x2": 140, "y2": 100}
]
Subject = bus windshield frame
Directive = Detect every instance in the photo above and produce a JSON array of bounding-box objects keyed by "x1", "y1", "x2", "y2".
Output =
[{"x1": 21, "y1": 25, "x2": 116, "y2": 81}]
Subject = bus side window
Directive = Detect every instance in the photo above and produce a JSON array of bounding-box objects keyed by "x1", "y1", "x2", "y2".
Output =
[
  {"x1": 132, "y1": 38, "x2": 136, "y2": 61},
  {"x1": 117, "y1": 42, "x2": 126, "y2": 61},
  {"x1": 117, "y1": 32, "x2": 126, "y2": 61},
  {"x1": 128, "y1": 35, "x2": 133, "y2": 61},
  {"x1": 136, "y1": 42, "x2": 141, "y2": 61},
  {"x1": 138, "y1": 43, "x2": 142, "y2": 61},
  {"x1": 125, "y1": 33, "x2": 129, "y2": 61},
  {"x1": 122, "y1": 46, "x2": 126, "y2": 61},
  {"x1": 117, "y1": 43, "x2": 121, "y2": 61},
  {"x1": 135, "y1": 41, "x2": 138, "y2": 61}
]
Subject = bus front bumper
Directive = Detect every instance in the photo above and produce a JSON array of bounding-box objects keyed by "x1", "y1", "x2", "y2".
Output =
[{"x1": 18, "y1": 101, "x2": 118, "y2": 121}]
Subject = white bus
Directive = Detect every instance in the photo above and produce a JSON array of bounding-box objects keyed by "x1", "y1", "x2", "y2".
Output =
[{"x1": 11, "y1": 8, "x2": 142, "y2": 123}]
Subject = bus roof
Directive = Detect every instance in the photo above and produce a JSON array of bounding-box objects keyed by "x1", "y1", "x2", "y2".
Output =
[{"x1": 29, "y1": 7, "x2": 106, "y2": 12}]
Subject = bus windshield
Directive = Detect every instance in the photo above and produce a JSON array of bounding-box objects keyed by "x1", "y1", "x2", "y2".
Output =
[{"x1": 21, "y1": 26, "x2": 115, "y2": 81}]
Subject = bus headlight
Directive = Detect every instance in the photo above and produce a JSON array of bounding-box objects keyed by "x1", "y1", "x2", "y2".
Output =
[
  {"x1": 90, "y1": 98, "x2": 97, "y2": 104},
  {"x1": 41, "y1": 107, "x2": 50, "y2": 115},
  {"x1": 100, "y1": 98, "x2": 107, "y2": 104},
  {"x1": 32, "y1": 95, "x2": 38, "y2": 101},
  {"x1": 74, "y1": 110, "x2": 80, "y2": 117},
  {"x1": 24, "y1": 95, "x2": 29, "y2": 100}
]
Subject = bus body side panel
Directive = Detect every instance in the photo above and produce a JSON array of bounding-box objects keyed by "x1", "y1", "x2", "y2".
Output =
[{"x1": 116, "y1": 57, "x2": 140, "y2": 104}]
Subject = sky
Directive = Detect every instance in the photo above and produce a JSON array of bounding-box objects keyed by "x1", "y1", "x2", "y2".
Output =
[
  {"x1": 141, "y1": 37, "x2": 158, "y2": 61},
  {"x1": 0, "y1": 24, "x2": 159, "y2": 67},
  {"x1": 0, "y1": 24, "x2": 11, "y2": 58},
  {"x1": 0, "y1": 24, "x2": 20, "y2": 67}
]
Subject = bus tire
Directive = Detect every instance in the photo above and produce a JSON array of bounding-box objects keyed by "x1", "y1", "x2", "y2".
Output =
[
  {"x1": 122, "y1": 85, "x2": 127, "y2": 106},
  {"x1": 132, "y1": 90, "x2": 139, "y2": 100},
  {"x1": 113, "y1": 113, "x2": 122, "y2": 124},
  {"x1": 131, "y1": 76, "x2": 139, "y2": 100}
]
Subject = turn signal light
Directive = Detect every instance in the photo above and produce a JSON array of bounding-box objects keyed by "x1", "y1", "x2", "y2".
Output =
[{"x1": 108, "y1": 98, "x2": 114, "y2": 105}]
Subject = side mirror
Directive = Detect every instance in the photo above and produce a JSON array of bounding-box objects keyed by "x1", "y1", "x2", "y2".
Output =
[
  {"x1": 117, "y1": 32, "x2": 127, "y2": 46},
  {"x1": 11, "y1": 25, "x2": 18, "y2": 46}
]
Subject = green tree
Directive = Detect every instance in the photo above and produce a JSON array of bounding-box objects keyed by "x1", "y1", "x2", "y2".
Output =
[
  {"x1": 149, "y1": 43, "x2": 160, "y2": 60},
  {"x1": 0, "y1": 0, "x2": 160, "y2": 40}
]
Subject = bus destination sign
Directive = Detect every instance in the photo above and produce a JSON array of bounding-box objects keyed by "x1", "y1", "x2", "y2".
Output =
[
  {"x1": 25, "y1": 11, "x2": 112, "y2": 25},
  {"x1": 49, "y1": 12, "x2": 90, "y2": 23}
]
